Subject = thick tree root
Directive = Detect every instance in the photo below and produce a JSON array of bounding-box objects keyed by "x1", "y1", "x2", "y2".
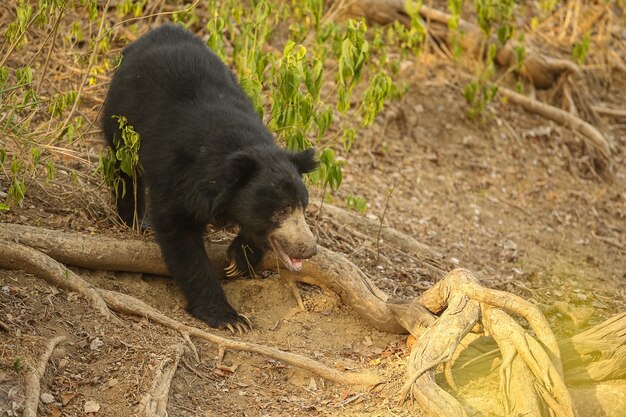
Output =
[
  {"x1": 310, "y1": 199, "x2": 453, "y2": 276},
  {"x1": 0, "y1": 225, "x2": 381, "y2": 386},
  {"x1": 138, "y1": 344, "x2": 185, "y2": 417},
  {"x1": 499, "y1": 86, "x2": 610, "y2": 160},
  {"x1": 398, "y1": 269, "x2": 574, "y2": 417},
  {"x1": 0, "y1": 223, "x2": 408, "y2": 333},
  {"x1": 23, "y1": 336, "x2": 66, "y2": 417},
  {"x1": 98, "y1": 287, "x2": 383, "y2": 386},
  {"x1": 483, "y1": 306, "x2": 573, "y2": 417},
  {"x1": 559, "y1": 311, "x2": 626, "y2": 384},
  {"x1": 0, "y1": 240, "x2": 113, "y2": 319},
  {"x1": 1, "y1": 223, "x2": 623, "y2": 416}
]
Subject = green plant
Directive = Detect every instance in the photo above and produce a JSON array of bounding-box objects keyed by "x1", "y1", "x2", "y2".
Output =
[
  {"x1": 457, "y1": 0, "x2": 516, "y2": 119},
  {"x1": 572, "y1": 32, "x2": 591, "y2": 65},
  {"x1": 346, "y1": 194, "x2": 367, "y2": 214},
  {"x1": 337, "y1": 19, "x2": 370, "y2": 113},
  {"x1": 1, "y1": 0, "x2": 400, "y2": 213},
  {"x1": 12, "y1": 358, "x2": 23, "y2": 372},
  {"x1": 463, "y1": 44, "x2": 499, "y2": 119},
  {"x1": 97, "y1": 115, "x2": 142, "y2": 229}
]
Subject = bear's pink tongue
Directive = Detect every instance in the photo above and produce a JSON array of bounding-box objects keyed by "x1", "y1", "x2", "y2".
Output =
[{"x1": 290, "y1": 258, "x2": 303, "y2": 271}]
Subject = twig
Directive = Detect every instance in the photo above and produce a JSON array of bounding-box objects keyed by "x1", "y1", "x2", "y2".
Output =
[
  {"x1": 376, "y1": 186, "x2": 395, "y2": 260},
  {"x1": 0, "y1": 11, "x2": 39, "y2": 68},
  {"x1": 35, "y1": 7, "x2": 64, "y2": 93},
  {"x1": 23, "y1": 336, "x2": 66, "y2": 417},
  {"x1": 181, "y1": 356, "x2": 215, "y2": 382},
  {"x1": 592, "y1": 105, "x2": 626, "y2": 118},
  {"x1": 138, "y1": 344, "x2": 185, "y2": 417}
]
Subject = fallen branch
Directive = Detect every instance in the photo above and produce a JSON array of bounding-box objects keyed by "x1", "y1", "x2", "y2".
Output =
[
  {"x1": 138, "y1": 344, "x2": 185, "y2": 417},
  {"x1": 23, "y1": 336, "x2": 66, "y2": 417}
]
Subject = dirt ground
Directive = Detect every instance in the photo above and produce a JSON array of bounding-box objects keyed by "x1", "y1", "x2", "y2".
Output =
[{"x1": 1, "y1": 9, "x2": 626, "y2": 417}]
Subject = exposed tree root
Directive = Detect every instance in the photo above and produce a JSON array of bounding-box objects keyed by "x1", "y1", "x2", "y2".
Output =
[
  {"x1": 2, "y1": 223, "x2": 624, "y2": 416},
  {"x1": 559, "y1": 311, "x2": 626, "y2": 384},
  {"x1": 138, "y1": 344, "x2": 185, "y2": 417},
  {"x1": 397, "y1": 269, "x2": 574, "y2": 417},
  {"x1": 499, "y1": 86, "x2": 611, "y2": 160},
  {"x1": 98, "y1": 287, "x2": 383, "y2": 386},
  {"x1": 0, "y1": 223, "x2": 407, "y2": 333},
  {"x1": 0, "y1": 225, "x2": 381, "y2": 386},
  {"x1": 310, "y1": 199, "x2": 453, "y2": 276},
  {"x1": 483, "y1": 306, "x2": 574, "y2": 417},
  {"x1": 0, "y1": 240, "x2": 113, "y2": 319},
  {"x1": 23, "y1": 336, "x2": 66, "y2": 417}
]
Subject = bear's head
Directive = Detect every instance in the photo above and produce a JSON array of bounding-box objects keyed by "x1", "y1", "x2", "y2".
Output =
[{"x1": 223, "y1": 146, "x2": 318, "y2": 271}]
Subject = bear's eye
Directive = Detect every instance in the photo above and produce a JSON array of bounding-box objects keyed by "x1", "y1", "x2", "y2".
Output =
[{"x1": 277, "y1": 207, "x2": 291, "y2": 217}]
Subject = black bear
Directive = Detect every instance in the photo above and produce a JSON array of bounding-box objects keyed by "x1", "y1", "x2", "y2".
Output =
[{"x1": 102, "y1": 24, "x2": 318, "y2": 332}]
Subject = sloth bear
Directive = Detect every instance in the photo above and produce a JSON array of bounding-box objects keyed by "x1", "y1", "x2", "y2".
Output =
[{"x1": 102, "y1": 24, "x2": 318, "y2": 332}]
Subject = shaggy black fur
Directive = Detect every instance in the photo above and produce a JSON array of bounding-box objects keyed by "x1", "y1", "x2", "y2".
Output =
[{"x1": 103, "y1": 24, "x2": 317, "y2": 329}]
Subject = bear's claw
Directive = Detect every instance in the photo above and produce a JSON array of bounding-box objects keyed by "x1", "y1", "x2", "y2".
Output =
[
  {"x1": 224, "y1": 260, "x2": 243, "y2": 278},
  {"x1": 188, "y1": 302, "x2": 252, "y2": 332},
  {"x1": 225, "y1": 315, "x2": 252, "y2": 334}
]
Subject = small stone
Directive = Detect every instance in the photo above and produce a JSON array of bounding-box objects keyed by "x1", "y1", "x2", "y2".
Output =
[
  {"x1": 104, "y1": 378, "x2": 118, "y2": 388},
  {"x1": 90, "y1": 338, "x2": 104, "y2": 351},
  {"x1": 84, "y1": 400, "x2": 100, "y2": 413},
  {"x1": 40, "y1": 393, "x2": 55, "y2": 404}
]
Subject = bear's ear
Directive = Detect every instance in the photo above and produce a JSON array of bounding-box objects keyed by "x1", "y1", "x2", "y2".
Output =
[
  {"x1": 225, "y1": 149, "x2": 258, "y2": 184},
  {"x1": 290, "y1": 148, "x2": 318, "y2": 175}
]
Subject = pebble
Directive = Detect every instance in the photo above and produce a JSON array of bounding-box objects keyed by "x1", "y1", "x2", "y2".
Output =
[
  {"x1": 40, "y1": 393, "x2": 55, "y2": 404},
  {"x1": 84, "y1": 400, "x2": 100, "y2": 413}
]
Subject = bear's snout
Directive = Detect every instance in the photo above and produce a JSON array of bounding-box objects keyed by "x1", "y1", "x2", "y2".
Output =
[{"x1": 269, "y1": 207, "x2": 317, "y2": 271}]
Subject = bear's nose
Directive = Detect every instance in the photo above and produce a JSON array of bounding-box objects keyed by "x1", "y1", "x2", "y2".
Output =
[{"x1": 301, "y1": 244, "x2": 317, "y2": 259}]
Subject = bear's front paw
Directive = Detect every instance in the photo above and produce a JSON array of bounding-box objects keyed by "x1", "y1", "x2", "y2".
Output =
[
  {"x1": 188, "y1": 301, "x2": 252, "y2": 334},
  {"x1": 226, "y1": 237, "x2": 265, "y2": 278}
]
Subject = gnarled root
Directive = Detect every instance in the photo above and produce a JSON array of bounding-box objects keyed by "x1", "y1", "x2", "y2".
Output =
[
  {"x1": 396, "y1": 269, "x2": 575, "y2": 417},
  {"x1": 2, "y1": 223, "x2": 624, "y2": 416}
]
